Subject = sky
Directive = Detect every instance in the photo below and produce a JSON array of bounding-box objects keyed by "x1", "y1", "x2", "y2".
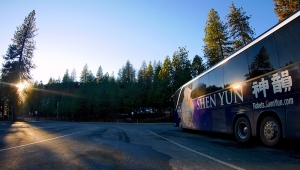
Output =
[{"x1": 0, "y1": 0, "x2": 278, "y2": 84}]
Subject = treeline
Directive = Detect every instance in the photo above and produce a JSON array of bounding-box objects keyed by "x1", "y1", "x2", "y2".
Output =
[
  {"x1": 25, "y1": 46, "x2": 202, "y2": 121},
  {"x1": 1, "y1": 2, "x2": 299, "y2": 121}
]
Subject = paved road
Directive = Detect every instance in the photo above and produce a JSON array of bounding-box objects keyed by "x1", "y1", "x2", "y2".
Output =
[{"x1": 0, "y1": 121, "x2": 300, "y2": 169}]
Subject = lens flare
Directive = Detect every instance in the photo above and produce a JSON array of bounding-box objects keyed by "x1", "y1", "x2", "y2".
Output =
[{"x1": 16, "y1": 82, "x2": 27, "y2": 91}]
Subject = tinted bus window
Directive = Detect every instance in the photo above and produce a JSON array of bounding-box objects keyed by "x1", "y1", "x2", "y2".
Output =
[
  {"x1": 274, "y1": 16, "x2": 300, "y2": 67},
  {"x1": 207, "y1": 65, "x2": 224, "y2": 93},
  {"x1": 224, "y1": 52, "x2": 249, "y2": 87},
  {"x1": 246, "y1": 35, "x2": 279, "y2": 79},
  {"x1": 191, "y1": 74, "x2": 208, "y2": 99}
]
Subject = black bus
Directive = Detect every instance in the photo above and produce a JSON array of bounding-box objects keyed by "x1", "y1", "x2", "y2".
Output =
[{"x1": 173, "y1": 10, "x2": 300, "y2": 146}]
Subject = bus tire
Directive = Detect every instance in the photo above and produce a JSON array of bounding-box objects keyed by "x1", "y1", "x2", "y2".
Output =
[
  {"x1": 259, "y1": 116, "x2": 281, "y2": 146},
  {"x1": 234, "y1": 117, "x2": 251, "y2": 143},
  {"x1": 179, "y1": 119, "x2": 185, "y2": 132}
]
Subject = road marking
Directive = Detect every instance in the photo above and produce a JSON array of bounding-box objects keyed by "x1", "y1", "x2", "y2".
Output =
[
  {"x1": 147, "y1": 130, "x2": 244, "y2": 170},
  {"x1": 0, "y1": 127, "x2": 98, "y2": 152}
]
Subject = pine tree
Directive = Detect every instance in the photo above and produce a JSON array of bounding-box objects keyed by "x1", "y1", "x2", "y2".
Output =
[
  {"x1": 191, "y1": 55, "x2": 206, "y2": 78},
  {"x1": 11, "y1": 10, "x2": 37, "y2": 82},
  {"x1": 158, "y1": 56, "x2": 172, "y2": 84},
  {"x1": 80, "y1": 64, "x2": 89, "y2": 83},
  {"x1": 110, "y1": 72, "x2": 115, "y2": 82},
  {"x1": 137, "y1": 61, "x2": 149, "y2": 110},
  {"x1": 158, "y1": 56, "x2": 173, "y2": 112},
  {"x1": 203, "y1": 8, "x2": 232, "y2": 67},
  {"x1": 273, "y1": 0, "x2": 299, "y2": 22},
  {"x1": 87, "y1": 70, "x2": 95, "y2": 83},
  {"x1": 1, "y1": 10, "x2": 37, "y2": 120},
  {"x1": 171, "y1": 47, "x2": 191, "y2": 91},
  {"x1": 150, "y1": 61, "x2": 163, "y2": 109},
  {"x1": 96, "y1": 65, "x2": 103, "y2": 82},
  {"x1": 118, "y1": 60, "x2": 136, "y2": 83},
  {"x1": 47, "y1": 77, "x2": 55, "y2": 84},
  {"x1": 70, "y1": 68, "x2": 77, "y2": 82},
  {"x1": 62, "y1": 69, "x2": 71, "y2": 83},
  {"x1": 137, "y1": 61, "x2": 147, "y2": 81},
  {"x1": 56, "y1": 76, "x2": 61, "y2": 83},
  {"x1": 227, "y1": 3, "x2": 255, "y2": 51},
  {"x1": 146, "y1": 61, "x2": 154, "y2": 83}
]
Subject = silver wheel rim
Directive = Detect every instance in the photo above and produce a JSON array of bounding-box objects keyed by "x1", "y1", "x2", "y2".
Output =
[
  {"x1": 264, "y1": 121, "x2": 278, "y2": 140},
  {"x1": 238, "y1": 122, "x2": 248, "y2": 139}
]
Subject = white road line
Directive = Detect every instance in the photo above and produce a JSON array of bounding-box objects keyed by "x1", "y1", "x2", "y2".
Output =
[
  {"x1": 0, "y1": 127, "x2": 98, "y2": 152},
  {"x1": 147, "y1": 130, "x2": 244, "y2": 170}
]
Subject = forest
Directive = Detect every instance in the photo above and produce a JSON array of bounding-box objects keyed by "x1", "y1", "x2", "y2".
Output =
[{"x1": 22, "y1": 47, "x2": 200, "y2": 122}]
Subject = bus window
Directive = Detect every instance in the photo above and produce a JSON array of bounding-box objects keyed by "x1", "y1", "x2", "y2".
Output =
[
  {"x1": 191, "y1": 74, "x2": 208, "y2": 99},
  {"x1": 274, "y1": 16, "x2": 300, "y2": 67},
  {"x1": 223, "y1": 52, "x2": 249, "y2": 87},
  {"x1": 246, "y1": 35, "x2": 279, "y2": 79},
  {"x1": 207, "y1": 65, "x2": 224, "y2": 93}
]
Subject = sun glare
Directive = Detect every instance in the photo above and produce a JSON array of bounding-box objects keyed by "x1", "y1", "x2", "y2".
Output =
[
  {"x1": 16, "y1": 82, "x2": 27, "y2": 91},
  {"x1": 233, "y1": 84, "x2": 241, "y2": 89}
]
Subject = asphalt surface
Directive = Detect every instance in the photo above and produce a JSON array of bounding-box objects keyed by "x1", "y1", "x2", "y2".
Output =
[{"x1": 0, "y1": 121, "x2": 300, "y2": 170}]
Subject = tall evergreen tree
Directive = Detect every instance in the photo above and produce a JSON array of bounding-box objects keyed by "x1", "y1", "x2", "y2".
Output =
[
  {"x1": 1, "y1": 10, "x2": 37, "y2": 120},
  {"x1": 203, "y1": 9, "x2": 232, "y2": 67},
  {"x1": 80, "y1": 64, "x2": 89, "y2": 83},
  {"x1": 11, "y1": 10, "x2": 37, "y2": 82},
  {"x1": 146, "y1": 61, "x2": 154, "y2": 82},
  {"x1": 158, "y1": 56, "x2": 172, "y2": 84},
  {"x1": 118, "y1": 60, "x2": 136, "y2": 83},
  {"x1": 47, "y1": 77, "x2": 55, "y2": 84},
  {"x1": 137, "y1": 61, "x2": 149, "y2": 110},
  {"x1": 62, "y1": 69, "x2": 71, "y2": 83},
  {"x1": 56, "y1": 76, "x2": 61, "y2": 83},
  {"x1": 96, "y1": 65, "x2": 103, "y2": 82},
  {"x1": 171, "y1": 47, "x2": 191, "y2": 92},
  {"x1": 273, "y1": 0, "x2": 299, "y2": 22},
  {"x1": 227, "y1": 3, "x2": 255, "y2": 50},
  {"x1": 191, "y1": 55, "x2": 206, "y2": 78},
  {"x1": 70, "y1": 68, "x2": 77, "y2": 82},
  {"x1": 137, "y1": 61, "x2": 147, "y2": 81},
  {"x1": 158, "y1": 56, "x2": 173, "y2": 114},
  {"x1": 110, "y1": 72, "x2": 115, "y2": 82},
  {"x1": 87, "y1": 70, "x2": 95, "y2": 83}
]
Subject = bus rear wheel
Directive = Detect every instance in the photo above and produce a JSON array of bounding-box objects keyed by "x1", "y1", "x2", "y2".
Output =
[
  {"x1": 259, "y1": 116, "x2": 281, "y2": 146},
  {"x1": 234, "y1": 117, "x2": 251, "y2": 143}
]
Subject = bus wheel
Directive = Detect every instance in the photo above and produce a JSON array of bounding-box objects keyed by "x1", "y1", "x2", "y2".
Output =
[
  {"x1": 179, "y1": 119, "x2": 184, "y2": 132},
  {"x1": 259, "y1": 116, "x2": 281, "y2": 146},
  {"x1": 234, "y1": 117, "x2": 251, "y2": 143}
]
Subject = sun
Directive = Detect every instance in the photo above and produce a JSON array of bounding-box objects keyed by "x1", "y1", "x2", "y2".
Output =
[{"x1": 16, "y1": 82, "x2": 27, "y2": 91}]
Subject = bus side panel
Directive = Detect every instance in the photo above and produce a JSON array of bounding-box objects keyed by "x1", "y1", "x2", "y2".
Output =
[
  {"x1": 282, "y1": 64, "x2": 300, "y2": 138},
  {"x1": 192, "y1": 106, "x2": 212, "y2": 131},
  {"x1": 282, "y1": 64, "x2": 300, "y2": 139},
  {"x1": 285, "y1": 95, "x2": 300, "y2": 139}
]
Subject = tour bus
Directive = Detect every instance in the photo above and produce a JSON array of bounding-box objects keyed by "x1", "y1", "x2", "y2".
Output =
[{"x1": 172, "y1": 10, "x2": 300, "y2": 146}]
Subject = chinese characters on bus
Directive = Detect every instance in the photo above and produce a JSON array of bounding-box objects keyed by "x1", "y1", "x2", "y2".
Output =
[{"x1": 252, "y1": 70, "x2": 292, "y2": 98}]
